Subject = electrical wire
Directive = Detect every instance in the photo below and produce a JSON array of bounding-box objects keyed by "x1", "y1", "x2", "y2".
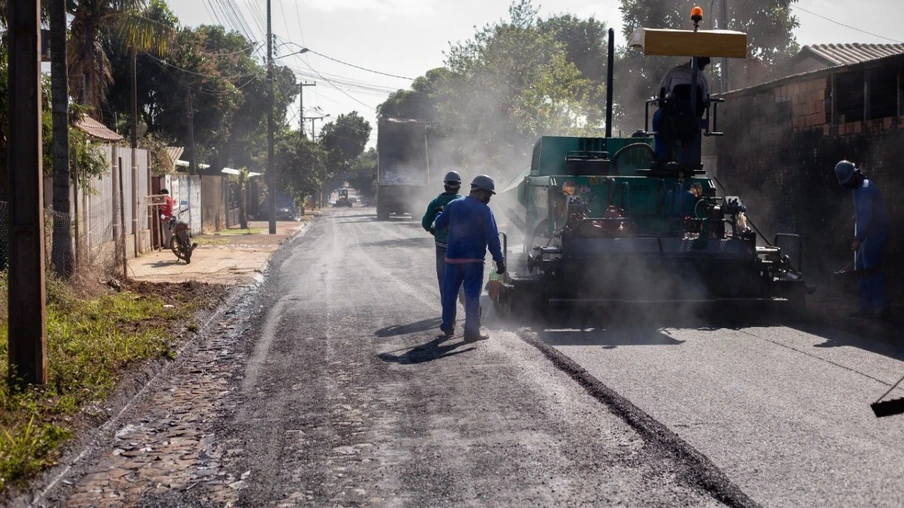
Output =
[
  {"x1": 295, "y1": 60, "x2": 381, "y2": 111},
  {"x1": 306, "y1": 49, "x2": 414, "y2": 81},
  {"x1": 280, "y1": 41, "x2": 414, "y2": 81},
  {"x1": 792, "y1": 5, "x2": 903, "y2": 43}
]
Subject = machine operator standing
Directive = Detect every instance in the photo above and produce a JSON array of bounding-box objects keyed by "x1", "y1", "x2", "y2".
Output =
[
  {"x1": 835, "y1": 160, "x2": 891, "y2": 320},
  {"x1": 434, "y1": 175, "x2": 505, "y2": 342},
  {"x1": 422, "y1": 171, "x2": 463, "y2": 300}
]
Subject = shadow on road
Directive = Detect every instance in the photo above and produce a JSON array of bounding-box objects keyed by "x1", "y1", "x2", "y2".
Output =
[
  {"x1": 800, "y1": 322, "x2": 904, "y2": 362},
  {"x1": 539, "y1": 327, "x2": 686, "y2": 348},
  {"x1": 375, "y1": 318, "x2": 442, "y2": 337},
  {"x1": 377, "y1": 336, "x2": 476, "y2": 364},
  {"x1": 145, "y1": 260, "x2": 184, "y2": 268},
  {"x1": 357, "y1": 237, "x2": 433, "y2": 248}
]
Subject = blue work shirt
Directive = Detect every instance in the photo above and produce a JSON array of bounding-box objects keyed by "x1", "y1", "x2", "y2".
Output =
[
  {"x1": 853, "y1": 178, "x2": 890, "y2": 242},
  {"x1": 434, "y1": 196, "x2": 504, "y2": 262}
]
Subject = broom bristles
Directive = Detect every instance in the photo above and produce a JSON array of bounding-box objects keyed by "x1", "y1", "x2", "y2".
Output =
[{"x1": 872, "y1": 398, "x2": 904, "y2": 418}]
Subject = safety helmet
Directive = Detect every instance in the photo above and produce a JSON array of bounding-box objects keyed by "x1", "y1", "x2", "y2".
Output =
[
  {"x1": 443, "y1": 171, "x2": 462, "y2": 185},
  {"x1": 834, "y1": 160, "x2": 858, "y2": 185},
  {"x1": 470, "y1": 175, "x2": 496, "y2": 195},
  {"x1": 160, "y1": 188, "x2": 169, "y2": 195}
]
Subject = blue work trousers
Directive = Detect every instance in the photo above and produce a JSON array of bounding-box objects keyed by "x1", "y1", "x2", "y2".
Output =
[
  {"x1": 441, "y1": 262, "x2": 483, "y2": 335},
  {"x1": 435, "y1": 246, "x2": 464, "y2": 304},
  {"x1": 435, "y1": 246, "x2": 447, "y2": 297},
  {"x1": 856, "y1": 235, "x2": 890, "y2": 312}
]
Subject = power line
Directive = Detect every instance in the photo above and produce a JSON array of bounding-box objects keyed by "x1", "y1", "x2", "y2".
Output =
[
  {"x1": 793, "y1": 5, "x2": 903, "y2": 43},
  {"x1": 288, "y1": 45, "x2": 414, "y2": 81}
]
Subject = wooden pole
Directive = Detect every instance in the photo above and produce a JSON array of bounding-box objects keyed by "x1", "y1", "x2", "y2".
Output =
[{"x1": 7, "y1": 0, "x2": 47, "y2": 386}]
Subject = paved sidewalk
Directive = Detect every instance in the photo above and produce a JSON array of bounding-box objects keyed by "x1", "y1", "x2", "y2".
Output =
[{"x1": 129, "y1": 219, "x2": 311, "y2": 285}]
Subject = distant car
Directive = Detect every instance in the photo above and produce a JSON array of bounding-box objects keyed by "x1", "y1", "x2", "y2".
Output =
[
  {"x1": 275, "y1": 204, "x2": 299, "y2": 221},
  {"x1": 262, "y1": 195, "x2": 300, "y2": 221}
]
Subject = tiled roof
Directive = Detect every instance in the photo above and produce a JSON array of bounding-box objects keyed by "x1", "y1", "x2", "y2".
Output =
[
  {"x1": 799, "y1": 43, "x2": 904, "y2": 66},
  {"x1": 74, "y1": 116, "x2": 123, "y2": 142}
]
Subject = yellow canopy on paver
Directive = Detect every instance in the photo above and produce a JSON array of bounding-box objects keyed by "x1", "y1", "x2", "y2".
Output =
[{"x1": 628, "y1": 28, "x2": 748, "y2": 59}]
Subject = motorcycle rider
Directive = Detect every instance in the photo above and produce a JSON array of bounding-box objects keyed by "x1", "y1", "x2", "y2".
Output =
[{"x1": 159, "y1": 189, "x2": 175, "y2": 245}]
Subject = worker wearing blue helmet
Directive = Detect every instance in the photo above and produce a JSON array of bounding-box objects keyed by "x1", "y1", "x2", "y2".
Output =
[
  {"x1": 835, "y1": 160, "x2": 891, "y2": 320},
  {"x1": 434, "y1": 175, "x2": 505, "y2": 342}
]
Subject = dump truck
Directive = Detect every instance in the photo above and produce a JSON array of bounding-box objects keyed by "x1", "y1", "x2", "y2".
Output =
[
  {"x1": 376, "y1": 116, "x2": 430, "y2": 220},
  {"x1": 490, "y1": 9, "x2": 811, "y2": 317}
]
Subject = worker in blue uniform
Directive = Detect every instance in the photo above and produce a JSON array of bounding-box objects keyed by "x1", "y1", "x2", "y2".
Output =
[
  {"x1": 835, "y1": 160, "x2": 891, "y2": 319},
  {"x1": 422, "y1": 171, "x2": 463, "y2": 301},
  {"x1": 652, "y1": 57, "x2": 710, "y2": 163},
  {"x1": 434, "y1": 175, "x2": 506, "y2": 342}
]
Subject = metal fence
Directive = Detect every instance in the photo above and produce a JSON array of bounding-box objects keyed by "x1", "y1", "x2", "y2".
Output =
[{"x1": 0, "y1": 195, "x2": 151, "y2": 277}]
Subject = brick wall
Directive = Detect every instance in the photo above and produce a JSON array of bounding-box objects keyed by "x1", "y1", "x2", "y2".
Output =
[{"x1": 712, "y1": 77, "x2": 904, "y2": 290}]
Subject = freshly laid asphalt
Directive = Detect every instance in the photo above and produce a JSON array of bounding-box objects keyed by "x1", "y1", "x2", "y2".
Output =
[
  {"x1": 44, "y1": 206, "x2": 904, "y2": 506},
  {"x1": 222, "y1": 207, "x2": 729, "y2": 506}
]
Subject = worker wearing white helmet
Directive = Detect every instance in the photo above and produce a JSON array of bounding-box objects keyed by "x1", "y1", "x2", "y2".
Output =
[
  {"x1": 434, "y1": 175, "x2": 506, "y2": 342},
  {"x1": 835, "y1": 160, "x2": 891, "y2": 320},
  {"x1": 422, "y1": 171, "x2": 463, "y2": 301}
]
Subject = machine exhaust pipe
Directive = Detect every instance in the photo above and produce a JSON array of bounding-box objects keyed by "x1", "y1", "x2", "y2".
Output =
[{"x1": 605, "y1": 28, "x2": 615, "y2": 138}]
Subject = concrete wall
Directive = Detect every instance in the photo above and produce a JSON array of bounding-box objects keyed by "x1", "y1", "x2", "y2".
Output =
[
  {"x1": 201, "y1": 175, "x2": 226, "y2": 234},
  {"x1": 165, "y1": 173, "x2": 203, "y2": 236},
  {"x1": 711, "y1": 69, "x2": 904, "y2": 288}
]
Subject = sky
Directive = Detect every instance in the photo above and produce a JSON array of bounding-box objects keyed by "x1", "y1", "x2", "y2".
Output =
[{"x1": 168, "y1": 0, "x2": 904, "y2": 145}]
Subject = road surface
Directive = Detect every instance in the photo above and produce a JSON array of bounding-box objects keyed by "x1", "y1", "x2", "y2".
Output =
[{"x1": 45, "y1": 206, "x2": 903, "y2": 507}]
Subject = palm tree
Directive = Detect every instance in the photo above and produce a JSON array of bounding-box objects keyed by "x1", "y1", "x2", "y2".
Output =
[{"x1": 68, "y1": 0, "x2": 171, "y2": 115}]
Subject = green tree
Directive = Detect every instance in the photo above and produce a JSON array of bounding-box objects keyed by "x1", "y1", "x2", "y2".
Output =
[
  {"x1": 441, "y1": 0, "x2": 592, "y2": 172},
  {"x1": 538, "y1": 14, "x2": 610, "y2": 122},
  {"x1": 106, "y1": 19, "x2": 297, "y2": 175},
  {"x1": 319, "y1": 112, "x2": 372, "y2": 174},
  {"x1": 68, "y1": 0, "x2": 173, "y2": 114},
  {"x1": 275, "y1": 133, "x2": 329, "y2": 204}
]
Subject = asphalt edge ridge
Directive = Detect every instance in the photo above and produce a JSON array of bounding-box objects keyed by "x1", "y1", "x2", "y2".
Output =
[{"x1": 516, "y1": 328, "x2": 760, "y2": 508}]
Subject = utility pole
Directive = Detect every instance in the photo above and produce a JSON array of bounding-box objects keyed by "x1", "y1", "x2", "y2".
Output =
[
  {"x1": 267, "y1": 0, "x2": 276, "y2": 234},
  {"x1": 7, "y1": 0, "x2": 47, "y2": 386},
  {"x1": 50, "y1": 0, "x2": 73, "y2": 278},
  {"x1": 298, "y1": 82, "x2": 316, "y2": 140},
  {"x1": 131, "y1": 46, "x2": 140, "y2": 259},
  {"x1": 720, "y1": 0, "x2": 729, "y2": 93},
  {"x1": 306, "y1": 115, "x2": 329, "y2": 139},
  {"x1": 187, "y1": 90, "x2": 196, "y2": 175}
]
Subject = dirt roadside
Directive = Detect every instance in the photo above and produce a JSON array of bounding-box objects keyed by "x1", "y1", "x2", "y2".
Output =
[{"x1": 128, "y1": 219, "x2": 312, "y2": 285}]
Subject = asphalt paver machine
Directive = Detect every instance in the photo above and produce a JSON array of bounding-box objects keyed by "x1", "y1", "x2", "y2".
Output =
[{"x1": 490, "y1": 7, "x2": 811, "y2": 318}]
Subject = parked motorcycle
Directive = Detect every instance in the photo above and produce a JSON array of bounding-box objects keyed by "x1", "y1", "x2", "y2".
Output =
[{"x1": 164, "y1": 207, "x2": 197, "y2": 264}]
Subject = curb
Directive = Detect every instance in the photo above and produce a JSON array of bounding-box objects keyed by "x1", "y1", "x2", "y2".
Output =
[{"x1": 516, "y1": 328, "x2": 760, "y2": 508}]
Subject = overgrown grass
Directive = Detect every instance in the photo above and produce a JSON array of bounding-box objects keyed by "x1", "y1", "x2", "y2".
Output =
[{"x1": 0, "y1": 274, "x2": 195, "y2": 491}]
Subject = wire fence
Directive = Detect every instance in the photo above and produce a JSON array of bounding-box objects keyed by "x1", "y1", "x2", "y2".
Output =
[{"x1": 0, "y1": 196, "x2": 153, "y2": 279}]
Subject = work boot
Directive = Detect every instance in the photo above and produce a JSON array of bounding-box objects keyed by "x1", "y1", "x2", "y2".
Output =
[
  {"x1": 849, "y1": 309, "x2": 871, "y2": 319},
  {"x1": 463, "y1": 330, "x2": 490, "y2": 343},
  {"x1": 440, "y1": 326, "x2": 454, "y2": 337}
]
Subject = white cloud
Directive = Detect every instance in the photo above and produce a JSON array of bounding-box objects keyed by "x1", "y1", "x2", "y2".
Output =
[{"x1": 307, "y1": 0, "x2": 437, "y2": 17}]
